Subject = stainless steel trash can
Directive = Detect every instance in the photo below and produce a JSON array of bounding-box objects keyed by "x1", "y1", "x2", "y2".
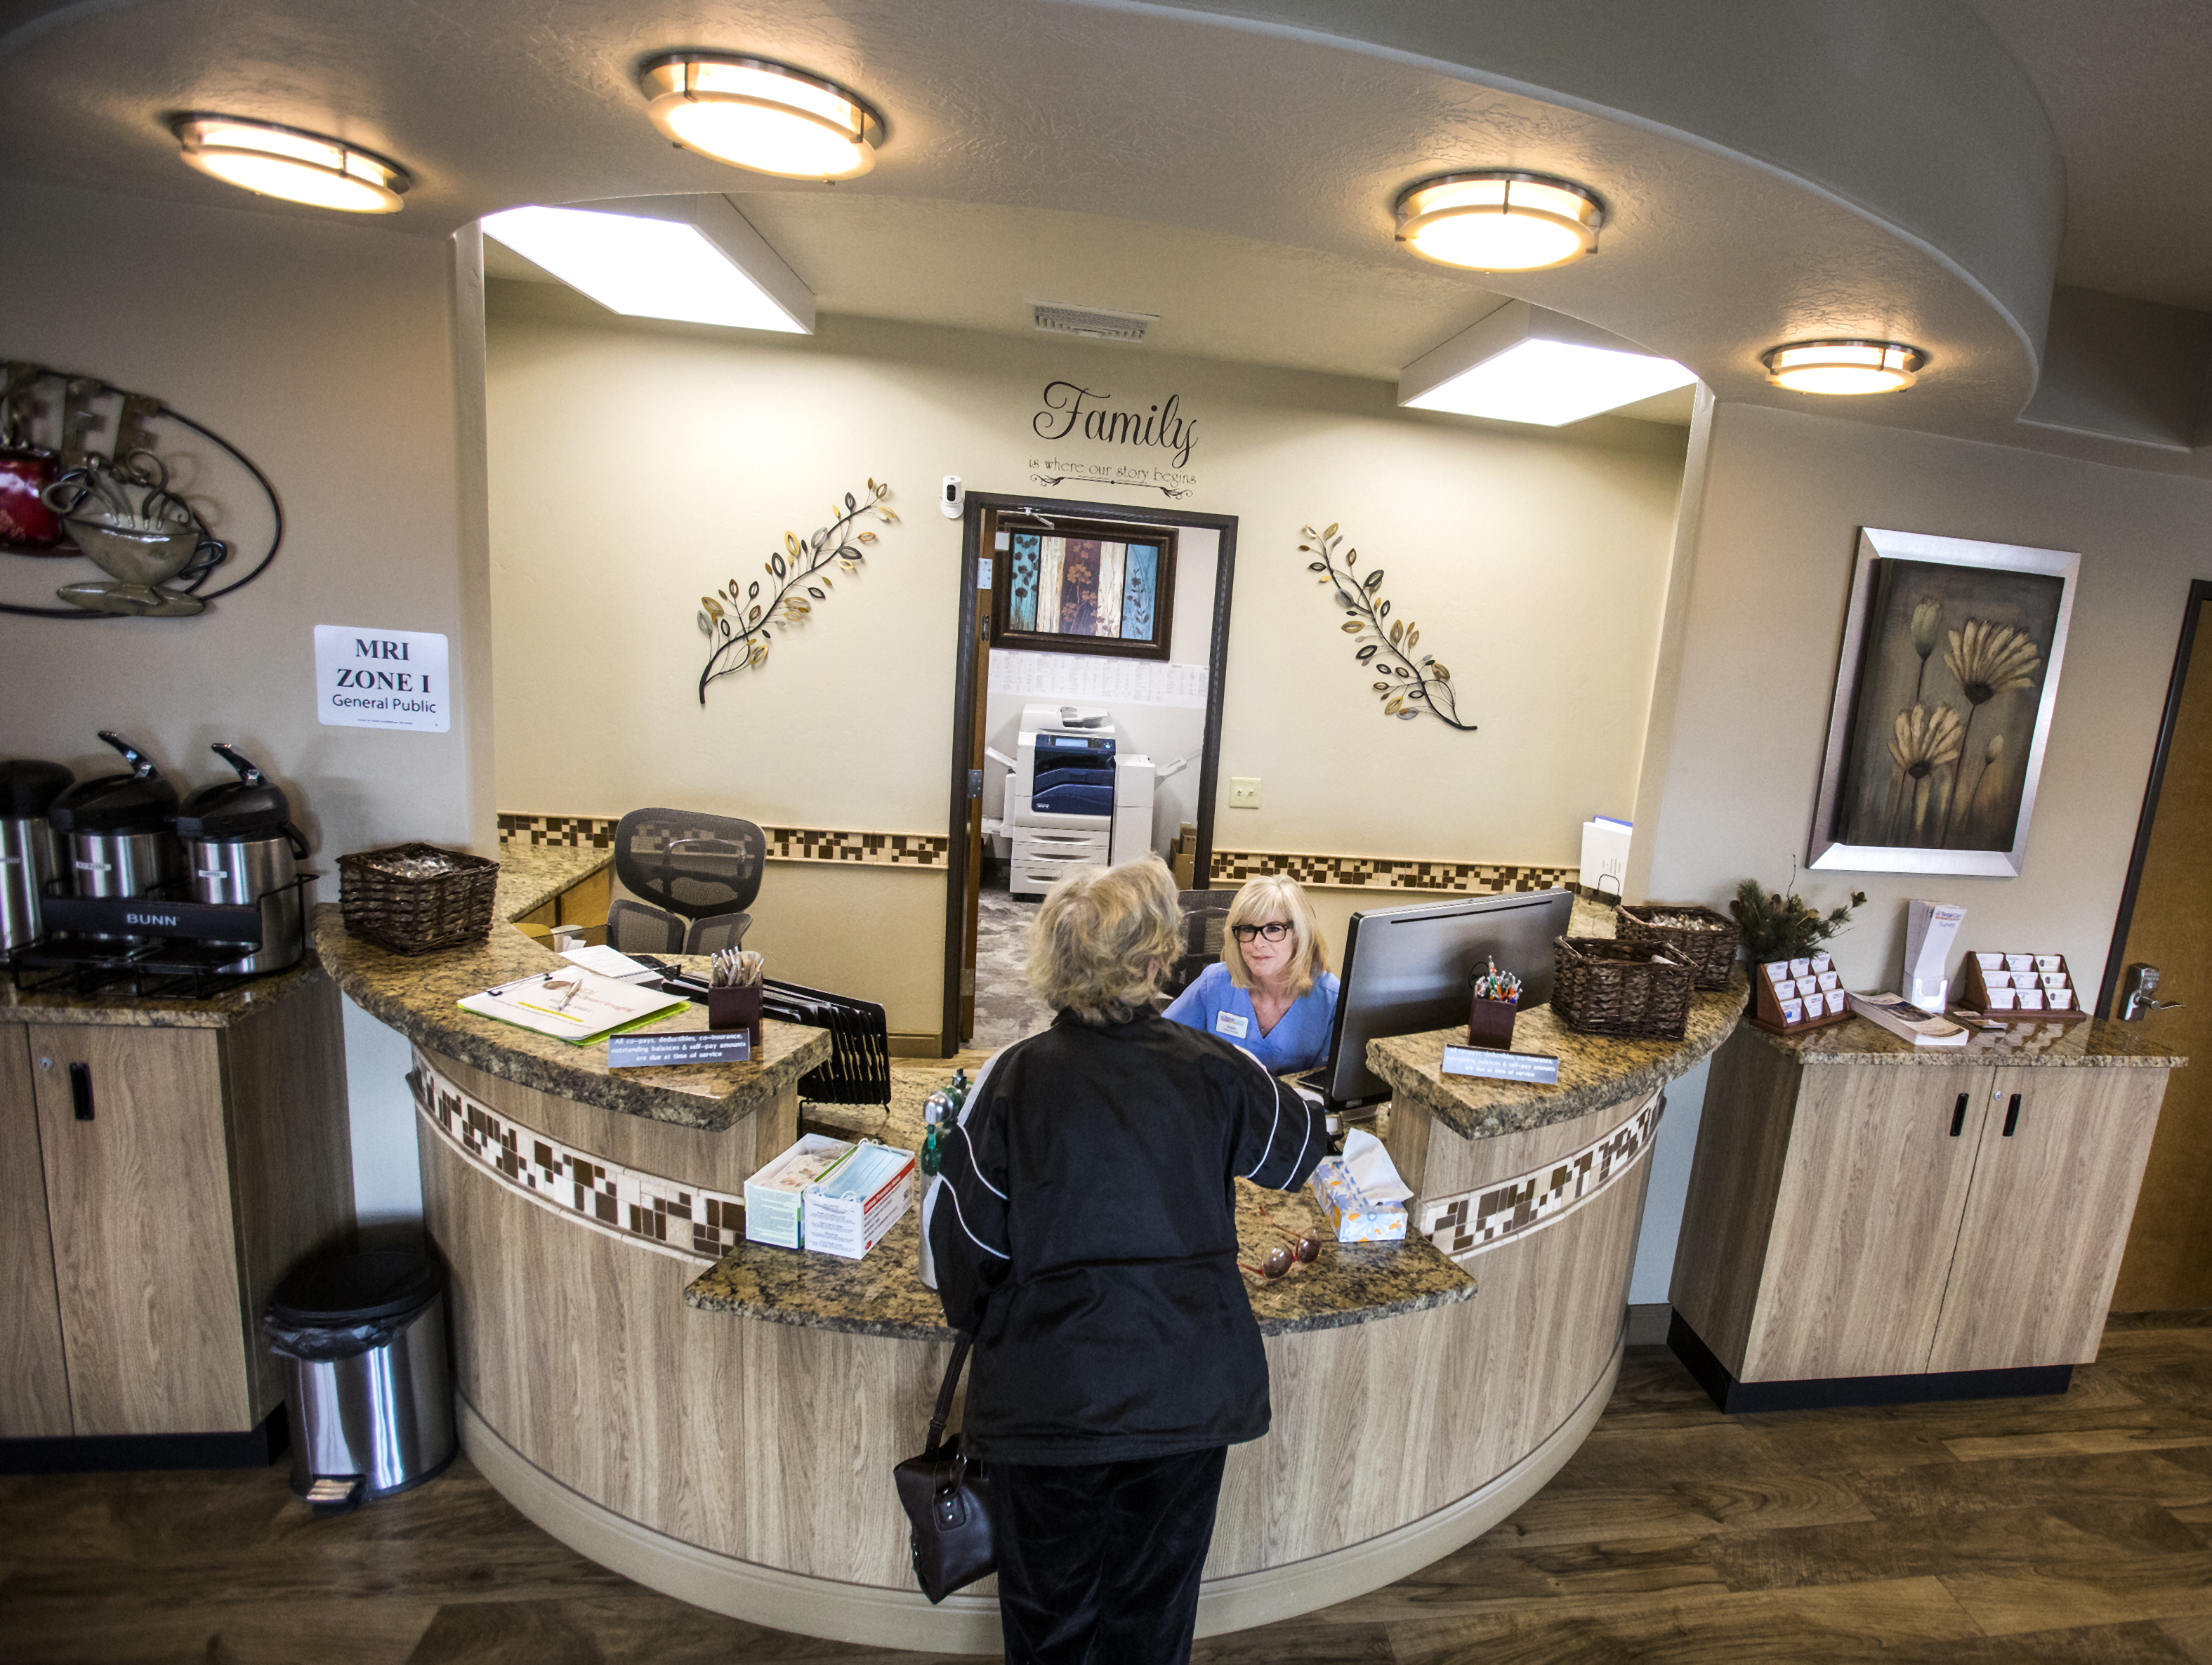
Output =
[{"x1": 265, "y1": 1250, "x2": 456, "y2": 1516}]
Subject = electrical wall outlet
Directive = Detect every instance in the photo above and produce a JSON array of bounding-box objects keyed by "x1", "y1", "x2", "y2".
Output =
[{"x1": 1230, "y1": 776, "x2": 1261, "y2": 808}]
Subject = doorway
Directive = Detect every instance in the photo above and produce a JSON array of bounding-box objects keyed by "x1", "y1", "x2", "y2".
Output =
[
  {"x1": 2100, "y1": 579, "x2": 2212, "y2": 1310},
  {"x1": 940, "y1": 492, "x2": 1239, "y2": 1053}
]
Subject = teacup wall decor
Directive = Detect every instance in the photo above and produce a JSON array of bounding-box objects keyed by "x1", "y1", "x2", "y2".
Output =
[{"x1": 0, "y1": 361, "x2": 282, "y2": 621}]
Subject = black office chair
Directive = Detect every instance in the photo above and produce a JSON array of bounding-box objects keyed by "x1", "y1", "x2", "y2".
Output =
[
  {"x1": 1161, "y1": 887, "x2": 1232, "y2": 999},
  {"x1": 605, "y1": 808, "x2": 765, "y2": 956}
]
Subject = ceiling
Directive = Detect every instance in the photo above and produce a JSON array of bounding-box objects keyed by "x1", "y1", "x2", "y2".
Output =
[{"x1": 2, "y1": 0, "x2": 2205, "y2": 465}]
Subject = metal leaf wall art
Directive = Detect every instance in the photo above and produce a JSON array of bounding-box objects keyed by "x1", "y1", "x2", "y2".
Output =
[
  {"x1": 695, "y1": 480, "x2": 899, "y2": 704},
  {"x1": 1301, "y1": 522, "x2": 1476, "y2": 730}
]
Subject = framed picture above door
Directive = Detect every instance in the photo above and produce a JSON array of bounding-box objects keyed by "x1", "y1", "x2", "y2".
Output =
[{"x1": 989, "y1": 513, "x2": 1178, "y2": 660}]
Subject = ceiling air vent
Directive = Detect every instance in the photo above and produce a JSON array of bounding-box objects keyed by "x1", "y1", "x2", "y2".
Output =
[{"x1": 1032, "y1": 302, "x2": 1156, "y2": 343}]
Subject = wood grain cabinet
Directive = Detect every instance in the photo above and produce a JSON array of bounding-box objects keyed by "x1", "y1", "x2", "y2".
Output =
[
  {"x1": 1669, "y1": 1027, "x2": 2173, "y2": 1411},
  {"x1": 0, "y1": 978, "x2": 354, "y2": 1459}
]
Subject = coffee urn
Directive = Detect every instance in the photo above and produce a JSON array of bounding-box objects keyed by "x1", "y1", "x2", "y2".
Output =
[
  {"x1": 1, "y1": 758, "x2": 73, "y2": 954},
  {"x1": 46, "y1": 732, "x2": 181, "y2": 939},
  {"x1": 176, "y1": 744, "x2": 311, "y2": 973}
]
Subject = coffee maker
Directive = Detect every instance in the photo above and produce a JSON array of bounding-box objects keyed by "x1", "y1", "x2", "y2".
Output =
[
  {"x1": 46, "y1": 731, "x2": 180, "y2": 942},
  {"x1": 0, "y1": 758, "x2": 72, "y2": 953},
  {"x1": 176, "y1": 744, "x2": 311, "y2": 974}
]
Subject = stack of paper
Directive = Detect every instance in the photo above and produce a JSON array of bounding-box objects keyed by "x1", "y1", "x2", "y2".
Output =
[
  {"x1": 803, "y1": 1143, "x2": 917, "y2": 1261},
  {"x1": 1848, "y1": 992, "x2": 1969, "y2": 1048},
  {"x1": 457, "y1": 967, "x2": 686, "y2": 1044}
]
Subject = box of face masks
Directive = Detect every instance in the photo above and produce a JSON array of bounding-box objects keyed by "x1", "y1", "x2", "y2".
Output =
[
  {"x1": 744, "y1": 1134, "x2": 857, "y2": 1251},
  {"x1": 801, "y1": 1141, "x2": 916, "y2": 1261}
]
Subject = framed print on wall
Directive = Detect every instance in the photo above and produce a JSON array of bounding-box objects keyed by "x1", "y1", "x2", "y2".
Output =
[
  {"x1": 989, "y1": 511, "x2": 1178, "y2": 661},
  {"x1": 1809, "y1": 526, "x2": 2079, "y2": 877}
]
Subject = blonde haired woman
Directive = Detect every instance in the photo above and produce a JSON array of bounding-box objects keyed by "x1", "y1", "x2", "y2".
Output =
[
  {"x1": 925, "y1": 858, "x2": 1325, "y2": 1665},
  {"x1": 1164, "y1": 872, "x2": 1340, "y2": 1072}
]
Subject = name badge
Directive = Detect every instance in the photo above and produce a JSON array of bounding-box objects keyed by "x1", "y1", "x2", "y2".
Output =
[{"x1": 1215, "y1": 1010, "x2": 1249, "y2": 1039}]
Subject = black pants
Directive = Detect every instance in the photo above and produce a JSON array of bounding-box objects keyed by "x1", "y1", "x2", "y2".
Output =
[{"x1": 993, "y1": 1444, "x2": 1227, "y2": 1665}]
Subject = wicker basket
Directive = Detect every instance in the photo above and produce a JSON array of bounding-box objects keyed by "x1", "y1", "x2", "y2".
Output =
[
  {"x1": 338, "y1": 842, "x2": 501, "y2": 956},
  {"x1": 1614, "y1": 902, "x2": 1741, "y2": 991},
  {"x1": 1552, "y1": 936, "x2": 1697, "y2": 1040}
]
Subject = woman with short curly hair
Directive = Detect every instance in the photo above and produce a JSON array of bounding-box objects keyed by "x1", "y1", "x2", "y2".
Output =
[{"x1": 924, "y1": 857, "x2": 1327, "y2": 1665}]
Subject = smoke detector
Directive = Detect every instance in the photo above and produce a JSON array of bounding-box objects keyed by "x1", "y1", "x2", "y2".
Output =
[{"x1": 1032, "y1": 302, "x2": 1155, "y2": 343}]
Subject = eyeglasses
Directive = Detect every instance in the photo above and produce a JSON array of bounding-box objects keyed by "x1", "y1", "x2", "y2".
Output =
[
  {"x1": 1231, "y1": 921, "x2": 1293, "y2": 943},
  {"x1": 1239, "y1": 1197, "x2": 1324, "y2": 1281}
]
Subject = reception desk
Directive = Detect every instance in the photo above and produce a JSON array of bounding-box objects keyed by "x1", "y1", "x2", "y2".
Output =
[{"x1": 319, "y1": 864, "x2": 1742, "y2": 1652}]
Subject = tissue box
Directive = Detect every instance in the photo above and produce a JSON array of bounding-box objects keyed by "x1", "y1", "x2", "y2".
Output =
[
  {"x1": 1307, "y1": 1157, "x2": 1408, "y2": 1243},
  {"x1": 744, "y1": 1134, "x2": 857, "y2": 1250},
  {"x1": 801, "y1": 1142, "x2": 916, "y2": 1261}
]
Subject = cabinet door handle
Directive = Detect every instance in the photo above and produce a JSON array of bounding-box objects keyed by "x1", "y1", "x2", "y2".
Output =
[
  {"x1": 1951, "y1": 1093, "x2": 1969, "y2": 1137},
  {"x1": 68, "y1": 1061, "x2": 94, "y2": 1121},
  {"x1": 2002, "y1": 1092, "x2": 2022, "y2": 1138}
]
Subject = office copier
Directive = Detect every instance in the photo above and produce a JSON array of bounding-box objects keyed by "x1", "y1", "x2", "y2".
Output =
[{"x1": 1004, "y1": 704, "x2": 1155, "y2": 900}]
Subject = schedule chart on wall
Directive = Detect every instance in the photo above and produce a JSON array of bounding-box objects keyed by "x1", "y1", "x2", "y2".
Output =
[{"x1": 988, "y1": 650, "x2": 1209, "y2": 708}]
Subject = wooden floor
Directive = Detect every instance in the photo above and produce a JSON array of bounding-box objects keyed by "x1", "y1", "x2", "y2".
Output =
[{"x1": 4, "y1": 1315, "x2": 2208, "y2": 1664}]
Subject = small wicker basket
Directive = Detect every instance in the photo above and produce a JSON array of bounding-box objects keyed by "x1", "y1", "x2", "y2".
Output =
[
  {"x1": 1552, "y1": 936, "x2": 1697, "y2": 1040},
  {"x1": 338, "y1": 842, "x2": 501, "y2": 956},
  {"x1": 1614, "y1": 902, "x2": 1741, "y2": 991}
]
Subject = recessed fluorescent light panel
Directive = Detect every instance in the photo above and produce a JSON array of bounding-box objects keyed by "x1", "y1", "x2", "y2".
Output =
[
  {"x1": 1400, "y1": 301, "x2": 1695, "y2": 426},
  {"x1": 480, "y1": 196, "x2": 814, "y2": 333}
]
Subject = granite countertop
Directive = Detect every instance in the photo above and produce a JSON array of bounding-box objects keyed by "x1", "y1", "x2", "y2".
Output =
[
  {"x1": 0, "y1": 955, "x2": 329, "y2": 1028},
  {"x1": 1764, "y1": 1013, "x2": 2187, "y2": 1069},
  {"x1": 1367, "y1": 977, "x2": 1749, "y2": 1141},
  {"x1": 494, "y1": 841, "x2": 612, "y2": 923},
  {"x1": 684, "y1": 1074, "x2": 1477, "y2": 1339},
  {"x1": 313, "y1": 869, "x2": 829, "y2": 1130}
]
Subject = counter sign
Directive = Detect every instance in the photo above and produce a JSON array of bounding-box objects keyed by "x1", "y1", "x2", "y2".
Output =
[{"x1": 314, "y1": 625, "x2": 451, "y2": 732}]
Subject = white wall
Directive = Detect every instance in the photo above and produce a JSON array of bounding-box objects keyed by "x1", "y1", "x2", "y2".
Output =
[
  {"x1": 1622, "y1": 398, "x2": 2212, "y2": 1303},
  {"x1": 485, "y1": 287, "x2": 1689, "y2": 1039},
  {"x1": 0, "y1": 181, "x2": 494, "y2": 1234}
]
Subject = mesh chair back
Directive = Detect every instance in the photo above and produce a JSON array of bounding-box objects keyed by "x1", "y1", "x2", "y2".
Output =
[
  {"x1": 763, "y1": 977, "x2": 890, "y2": 1105},
  {"x1": 1162, "y1": 888, "x2": 1232, "y2": 998},
  {"x1": 606, "y1": 898, "x2": 685, "y2": 956},
  {"x1": 614, "y1": 809, "x2": 765, "y2": 922},
  {"x1": 685, "y1": 912, "x2": 753, "y2": 956}
]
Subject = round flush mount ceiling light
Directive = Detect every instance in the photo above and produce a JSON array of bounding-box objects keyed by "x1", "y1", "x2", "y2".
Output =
[
  {"x1": 1394, "y1": 171, "x2": 1605, "y2": 272},
  {"x1": 638, "y1": 53, "x2": 884, "y2": 180},
  {"x1": 171, "y1": 114, "x2": 409, "y2": 213},
  {"x1": 1761, "y1": 338, "x2": 1927, "y2": 395}
]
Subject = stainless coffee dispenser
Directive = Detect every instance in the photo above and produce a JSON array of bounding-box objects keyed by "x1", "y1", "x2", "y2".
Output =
[
  {"x1": 176, "y1": 744, "x2": 310, "y2": 974},
  {"x1": 1, "y1": 759, "x2": 73, "y2": 953},
  {"x1": 46, "y1": 732, "x2": 181, "y2": 940}
]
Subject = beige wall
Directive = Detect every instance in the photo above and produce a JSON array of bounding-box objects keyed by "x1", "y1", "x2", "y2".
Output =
[
  {"x1": 0, "y1": 182, "x2": 496, "y2": 1230},
  {"x1": 1638, "y1": 400, "x2": 2212, "y2": 1000},
  {"x1": 485, "y1": 286, "x2": 1688, "y2": 1032}
]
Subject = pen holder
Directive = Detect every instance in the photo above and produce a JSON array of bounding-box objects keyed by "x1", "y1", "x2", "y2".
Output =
[
  {"x1": 709, "y1": 984, "x2": 764, "y2": 1048},
  {"x1": 1467, "y1": 995, "x2": 1519, "y2": 1052}
]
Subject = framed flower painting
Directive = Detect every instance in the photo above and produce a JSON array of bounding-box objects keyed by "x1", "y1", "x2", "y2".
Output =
[
  {"x1": 989, "y1": 513, "x2": 1177, "y2": 661},
  {"x1": 1810, "y1": 527, "x2": 2078, "y2": 876}
]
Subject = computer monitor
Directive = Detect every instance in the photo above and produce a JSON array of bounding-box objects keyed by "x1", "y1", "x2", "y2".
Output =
[{"x1": 1310, "y1": 888, "x2": 1575, "y2": 1107}]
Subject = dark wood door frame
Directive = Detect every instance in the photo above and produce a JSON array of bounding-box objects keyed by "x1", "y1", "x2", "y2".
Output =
[
  {"x1": 2097, "y1": 578, "x2": 2212, "y2": 1018},
  {"x1": 940, "y1": 490, "x2": 1240, "y2": 1053}
]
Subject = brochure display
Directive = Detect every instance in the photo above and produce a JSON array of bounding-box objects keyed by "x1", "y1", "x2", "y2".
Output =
[
  {"x1": 1954, "y1": 951, "x2": 2087, "y2": 1020},
  {"x1": 1747, "y1": 953, "x2": 1851, "y2": 1035}
]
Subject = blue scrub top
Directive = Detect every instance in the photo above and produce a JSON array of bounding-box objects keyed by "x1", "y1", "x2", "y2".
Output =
[{"x1": 1163, "y1": 961, "x2": 1340, "y2": 1073}]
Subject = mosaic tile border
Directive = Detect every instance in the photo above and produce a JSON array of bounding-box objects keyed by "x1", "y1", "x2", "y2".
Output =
[
  {"x1": 1209, "y1": 848, "x2": 1579, "y2": 896},
  {"x1": 499, "y1": 814, "x2": 951, "y2": 869},
  {"x1": 1418, "y1": 1092, "x2": 1662, "y2": 1265},
  {"x1": 412, "y1": 1051, "x2": 741, "y2": 1263}
]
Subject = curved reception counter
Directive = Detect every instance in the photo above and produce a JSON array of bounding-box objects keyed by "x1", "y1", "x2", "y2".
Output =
[{"x1": 320, "y1": 876, "x2": 1744, "y2": 1652}]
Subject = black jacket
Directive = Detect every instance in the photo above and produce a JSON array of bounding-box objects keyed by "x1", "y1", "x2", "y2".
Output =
[{"x1": 925, "y1": 1008, "x2": 1327, "y2": 1465}]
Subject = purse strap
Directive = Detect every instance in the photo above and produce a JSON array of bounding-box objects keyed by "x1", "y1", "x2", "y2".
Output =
[{"x1": 926, "y1": 1331, "x2": 973, "y2": 1457}]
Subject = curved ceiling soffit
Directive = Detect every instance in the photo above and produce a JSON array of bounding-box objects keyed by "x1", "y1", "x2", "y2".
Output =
[
  {"x1": 0, "y1": 0, "x2": 2059, "y2": 428},
  {"x1": 1108, "y1": 0, "x2": 2065, "y2": 393}
]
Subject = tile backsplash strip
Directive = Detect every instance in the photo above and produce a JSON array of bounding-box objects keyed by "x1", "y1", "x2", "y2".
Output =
[
  {"x1": 502, "y1": 815, "x2": 1577, "y2": 894},
  {"x1": 1418, "y1": 1092, "x2": 1661, "y2": 1265},
  {"x1": 499, "y1": 815, "x2": 952, "y2": 869},
  {"x1": 411, "y1": 1053, "x2": 742, "y2": 1263}
]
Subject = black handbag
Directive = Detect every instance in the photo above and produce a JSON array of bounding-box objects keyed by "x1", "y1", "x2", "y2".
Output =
[{"x1": 893, "y1": 1331, "x2": 997, "y2": 1603}]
